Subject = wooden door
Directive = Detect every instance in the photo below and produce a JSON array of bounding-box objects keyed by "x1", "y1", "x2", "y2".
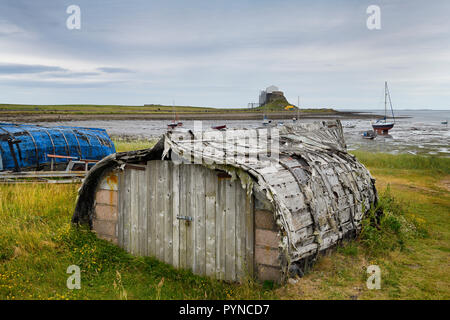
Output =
[{"x1": 118, "y1": 161, "x2": 254, "y2": 282}]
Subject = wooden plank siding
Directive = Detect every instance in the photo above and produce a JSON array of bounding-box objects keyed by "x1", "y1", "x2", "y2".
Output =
[{"x1": 117, "y1": 161, "x2": 254, "y2": 282}]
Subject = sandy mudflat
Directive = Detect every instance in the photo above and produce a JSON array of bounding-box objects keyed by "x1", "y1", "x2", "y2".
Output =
[{"x1": 0, "y1": 110, "x2": 382, "y2": 123}]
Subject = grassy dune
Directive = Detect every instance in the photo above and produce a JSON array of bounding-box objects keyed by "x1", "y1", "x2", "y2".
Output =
[{"x1": 0, "y1": 145, "x2": 448, "y2": 300}]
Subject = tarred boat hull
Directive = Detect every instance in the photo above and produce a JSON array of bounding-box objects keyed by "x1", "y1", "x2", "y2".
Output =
[{"x1": 372, "y1": 123, "x2": 394, "y2": 134}]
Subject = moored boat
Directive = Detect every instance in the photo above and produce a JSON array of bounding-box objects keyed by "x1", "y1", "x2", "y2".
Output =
[
  {"x1": 362, "y1": 130, "x2": 376, "y2": 140},
  {"x1": 211, "y1": 125, "x2": 226, "y2": 130},
  {"x1": 167, "y1": 122, "x2": 178, "y2": 129},
  {"x1": 372, "y1": 120, "x2": 394, "y2": 134},
  {"x1": 372, "y1": 81, "x2": 396, "y2": 134},
  {"x1": 168, "y1": 101, "x2": 183, "y2": 129}
]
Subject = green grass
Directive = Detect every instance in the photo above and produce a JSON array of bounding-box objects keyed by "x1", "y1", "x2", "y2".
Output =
[
  {"x1": 0, "y1": 183, "x2": 274, "y2": 300},
  {"x1": 112, "y1": 138, "x2": 157, "y2": 153},
  {"x1": 0, "y1": 139, "x2": 275, "y2": 300},
  {"x1": 278, "y1": 151, "x2": 449, "y2": 300},
  {"x1": 351, "y1": 151, "x2": 450, "y2": 174},
  {"x1": 0, "y1": 103, "x2": 337, "y2": 115},
  {"x1": 0, "y1": 103, "x2": 217, "y2": 114},
  {"x1": 0, "y1": 144, "x2": 448, "y2": 300}
]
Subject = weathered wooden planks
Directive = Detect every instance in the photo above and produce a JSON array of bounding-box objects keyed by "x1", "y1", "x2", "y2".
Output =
[
  {"x1": 194, "y1": 165, "x2": 206, "y2": 275},
  {"x1": 245, "y1": 189, "x2": 255, "y2": 277},
  {"x1": 172, "y1": 163, "x2": 180, "y2": 268},
  {"x1": 116, "y1": 161, "x2": 253, "y2": 282},
  {"x1": 186, "y1": 164, "x2": 195, "y2": 272},
  {"x1": 148, "y1": 161, "x2": 157, "y2": 257},
  {"x1": 155, "y1": 161, "x2": 165, "y2": 261},
  {"x1": 163, "y1": 161, "x2": 173, "y2": 265},
  {"x1": 178, "y1": 164, "x2": 188, "y2": 269},
  {"x1": 215, "y1": 176, "x2": 226, "y2": 280},
  {"x1": 205, "y1": 169, "x2": 216, "y2": 277},
  {"x1": 138, "y1": 168, "x2": 148, "y2": 256},
  {"x1": 225, "y1": 180, "x2": 236, "y2": 281},
  {"x1": 130, "y1": 169, "x2": 139, "y2": 255},
  {"x1": 79, "y1": 120, "x2": 377, "y2": 283}
]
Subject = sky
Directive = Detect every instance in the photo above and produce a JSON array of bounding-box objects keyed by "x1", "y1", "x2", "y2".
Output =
[{"x1": 0, "y1": 0, "x2": 449, "y2": 110}]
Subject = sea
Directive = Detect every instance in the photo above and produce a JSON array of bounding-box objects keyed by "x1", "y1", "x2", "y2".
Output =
[{"x1": 36, "y1": 109, "x2": 450, "y2": 157}]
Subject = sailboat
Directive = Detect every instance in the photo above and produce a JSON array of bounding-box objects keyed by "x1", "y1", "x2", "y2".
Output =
[
  {"x1": 372, "y1": 81, "x2": 395, "y2": 134},
  {"x1": 167, "y1": 101, "x2": 183, "y2": 129},
  {"x1": 262, "y1": 105, "x2": 271, "y2": 125}
]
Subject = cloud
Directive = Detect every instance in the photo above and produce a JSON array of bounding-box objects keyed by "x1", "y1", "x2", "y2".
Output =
[
  {"x1": 0, "y1": 0, "x2": 449, "y2": 109},
  {"x1": 44, "y1": 71, "x2": 101, "y2": 78},
  {"x1": 97, "y1": 67, "x2": 134, "y2": 73},
  {"x1": 0, "y1": 19, "x2": 25, "y2": 36},
  {"x1": 0, "y1": 63, "x2": 67, "y2": 74},
  {"x1": 0, "y1": 78, "x2": 123, "y2": 88}
]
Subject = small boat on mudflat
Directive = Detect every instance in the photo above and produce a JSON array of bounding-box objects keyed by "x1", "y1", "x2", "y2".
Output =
[
  {"x1": 362, "y1": 130, "x2": 376, "y2": 140},
  {"x1": 262, "y1": 115, "x2": 271, "y2": 125},
  {"x1": 211, "y1": 125, "x2": 227, "y2": 130},
  {"x1": 167, "y1": 122, "x2": 179, "y2": 129},
  {"x1": 168, "y1": 101, "x2": 183, "y2": 129},
  {"x1": 372, "y1": 81, "x2": 396, "y2": 135}
]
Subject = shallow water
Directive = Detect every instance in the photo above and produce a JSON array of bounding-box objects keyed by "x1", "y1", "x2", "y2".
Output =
[
  {"x1": 341, "y1": 110, "x2": 450, "y2": 156},
  {"x1": 35, "y1": 110, "x2": 450, "y2": 156}
]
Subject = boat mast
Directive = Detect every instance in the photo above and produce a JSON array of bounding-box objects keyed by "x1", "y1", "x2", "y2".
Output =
[
  {"x1": 385, "y1": 82, "x2": 396, "y2": 124},
  {"x1": 297, "y1": 96, "x2": 300, "y2": 120},
  {"x1": 384, "y1": 81, "x2": 388, "y2": 120},
  {"x1": 172, "y1": 100, "x2": 176, "y2": 122}
]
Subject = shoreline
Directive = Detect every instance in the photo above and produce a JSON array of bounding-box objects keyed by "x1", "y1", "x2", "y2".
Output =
[{"x1": 0, "y1": 110, "x2": 403, "y2": 123}]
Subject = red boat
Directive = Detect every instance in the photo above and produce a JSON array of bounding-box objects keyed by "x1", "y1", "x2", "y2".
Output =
[
  {"x1": 372, "y1": 81, "x2": 396, "y2": 135},
  {"x1": 168, "y1": 102, "x2": 183, "y2": 129},
  {"x1": 372, "y1": 119, "x2": 394, "y2": 134},
  {"x1": 211, "y1": 125, "x2": 226, "y2": 130}
]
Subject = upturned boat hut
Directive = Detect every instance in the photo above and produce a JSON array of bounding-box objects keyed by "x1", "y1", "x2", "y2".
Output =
[
  {"x1": 72, "y1": 120, "x2": 377, "y2": 283},
  {"x1": 0, "y1": 123, "x2": 115, "y2": 172}
]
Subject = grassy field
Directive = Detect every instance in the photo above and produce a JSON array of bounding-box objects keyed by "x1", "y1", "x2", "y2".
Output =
[
  {"x1": 0, "y1": 103, "x2": 337, "y2": 116},
  {"x1": 0, "y1": 103, "x2": 217, "y2": 115},
  {"x1": 278, "y1": 152, "x2": 450, "y2": 299},
  {"x1": 0, "y1": 143, "x2": 448, "y2": 300},
  {"x1": 112, "y1": 138, "x2": 157, "y2": 153}
]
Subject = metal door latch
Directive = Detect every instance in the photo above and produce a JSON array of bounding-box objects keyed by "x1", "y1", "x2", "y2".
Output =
[{"x1": 176, "y1": 215, "x2": 193, "y2": 222}]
